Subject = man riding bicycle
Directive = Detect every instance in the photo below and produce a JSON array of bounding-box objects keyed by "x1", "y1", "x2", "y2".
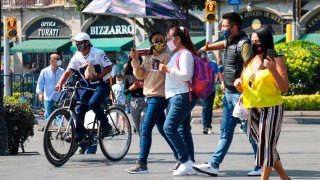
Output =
[{"x1": 55, "y1": 32, "x2": 113, "y2": 142}]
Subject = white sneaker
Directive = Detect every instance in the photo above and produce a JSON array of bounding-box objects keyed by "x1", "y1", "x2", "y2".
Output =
[
  {"x1": 173, "y1": 160, "x2": 193, "y2": 176},
  {"x1": 207, "y1": 128, "x2": 214, "y2": 134},
  {"x1": 192, "y1": 163, "x2": 219, "y2": 176},
  {"x1": 247, "y1": 167, "x2": 261, "y2": 176}
]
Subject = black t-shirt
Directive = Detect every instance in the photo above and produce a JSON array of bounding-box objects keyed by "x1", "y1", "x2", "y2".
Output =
[{"x1": 123, "y1": 74, "x2": 144, "y2": 98}]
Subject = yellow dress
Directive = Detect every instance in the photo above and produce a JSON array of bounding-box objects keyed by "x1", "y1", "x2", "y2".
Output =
[{"x1": 242, "y1": 61, "x2": 283, "y2": 108}]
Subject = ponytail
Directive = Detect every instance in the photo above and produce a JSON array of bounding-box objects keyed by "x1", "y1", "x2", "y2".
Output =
[{"x1": 170, "y1": 26, "x2": 196, "y2": 55}]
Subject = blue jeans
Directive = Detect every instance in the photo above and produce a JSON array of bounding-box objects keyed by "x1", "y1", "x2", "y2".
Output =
[
  {"x1": 139, "y1": 97, "x2": 178, "y2": 164},
  {"x1": 76, "y1": 82, "x2": 110, "y2": 135},
  {"x1": 44, "y1": 100, "x2": 55, "y2": 120},
  {"x1": 201, "y1": 91, "x2": 216, "y2": 128},
  {"x1": 164, "y1": 92, "x2": 197, "y2": 164},
  {"x1": 210, "y1": 90, "x2": 240, "y2": 169}
]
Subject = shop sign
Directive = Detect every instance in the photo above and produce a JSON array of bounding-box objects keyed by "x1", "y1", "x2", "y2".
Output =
[
  {"x1": 228, "y1": 0, "x2": 242, "y2": 5},
  {"x1": 26, "y1": 17, "x2": 71, "y2": 38},
  {"x1": 241, "y1": 10, "x2": 283, "y2": 35},
  {"x1": 306, "y1": 14, "x2": 320, "y2": 33},
  {"x1": 87, "y1": 16, "x2": 133, "y2": 38}
]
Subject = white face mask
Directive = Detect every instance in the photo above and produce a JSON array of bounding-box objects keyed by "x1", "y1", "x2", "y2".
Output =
[
  {"x1": 116, "y1": 81, "x2": 123, "y2": 85},
  {"x1": 56, "y1": 60, "x2": 62, "y2": 66},
  {"x1": 166, "y1": 40, "x2": 177, "y2": 52}
]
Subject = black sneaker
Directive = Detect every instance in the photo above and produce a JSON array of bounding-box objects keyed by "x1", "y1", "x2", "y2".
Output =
[
  {"x1": 97, "y1": 125, "x2": 113, "y2": 139},
  {"x1": 169, "y1": 161, "x2": 180, "y2": 172},
  {"x1": 202, "y1": 127, "x2": 208, "y2": 134},
  {"x1": 126, "y1": 161, "x2": 149, "y2": 174}
]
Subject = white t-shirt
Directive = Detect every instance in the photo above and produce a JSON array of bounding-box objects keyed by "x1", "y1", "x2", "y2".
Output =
[
  {"x1": 68, "y1": 47, "x2": 112, "y2": 84},
  {"x1": 165, "y1": 49, "x2": 194, "y2": 99},
  {"x1": 112, "y1": 83, "x2": 126, "y2": 105}
]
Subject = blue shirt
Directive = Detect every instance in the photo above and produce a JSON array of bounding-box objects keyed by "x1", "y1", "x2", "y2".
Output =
[
  {"x1": 209, "y1": 61, "x2": 220, "y2": 91},
  {"x1": 36, "y1": 66, "x2": 64, "y2": 101}
]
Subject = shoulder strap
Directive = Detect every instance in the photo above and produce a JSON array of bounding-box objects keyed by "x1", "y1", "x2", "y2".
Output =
[{"x1": 236, "y1": 36, "x2": 251, "y2": 62}]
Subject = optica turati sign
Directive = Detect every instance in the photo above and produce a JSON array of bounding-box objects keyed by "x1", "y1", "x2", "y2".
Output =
[{"x1": 26, "y1": 17, "x2": 71, "y2": 38}]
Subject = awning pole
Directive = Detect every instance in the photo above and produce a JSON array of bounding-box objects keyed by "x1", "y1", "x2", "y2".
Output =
[{"x1": 133, "y1": 17, "x2": 136, "y2": 48}]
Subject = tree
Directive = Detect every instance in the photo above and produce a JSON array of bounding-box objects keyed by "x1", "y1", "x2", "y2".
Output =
[{"x1": 71, "y1": 0, "x2": 206, "y2": 34}]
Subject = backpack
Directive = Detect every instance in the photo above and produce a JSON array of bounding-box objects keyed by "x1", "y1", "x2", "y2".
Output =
[{"x1": 176, "y1": 50, "x2": 215, "y2": 100}]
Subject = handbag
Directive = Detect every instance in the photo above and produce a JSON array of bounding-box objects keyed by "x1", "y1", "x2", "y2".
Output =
[{"x1": 232, "y1": 99, "x2": 248, "y2": 120}]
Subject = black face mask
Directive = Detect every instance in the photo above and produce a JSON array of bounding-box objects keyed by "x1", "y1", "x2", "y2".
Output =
[
  {"x1": 76, "y1": 41, "x2": 87, "y2": 52},
  {"x1": 252, "y1": 43, "x2": 264, "y2": 55}
]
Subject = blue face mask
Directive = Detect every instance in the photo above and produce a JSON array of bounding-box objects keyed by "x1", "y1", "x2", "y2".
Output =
[{"x1": 220, "y1": 29, "x2": 232, "y2": 39}]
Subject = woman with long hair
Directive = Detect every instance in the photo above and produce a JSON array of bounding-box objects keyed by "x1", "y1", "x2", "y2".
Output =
[
  {"x1": 234, "y1": 28, "x2": 290, "y2": 180},
  {"x1": 126, "y1": 31, "x2": 178, "y2": 174},
  {"x1": 123, "y1": 55, "x2": 147, "y2": 135},
  {"x1": 159, "y1": 26, "x2": 197, "y2": 176}
]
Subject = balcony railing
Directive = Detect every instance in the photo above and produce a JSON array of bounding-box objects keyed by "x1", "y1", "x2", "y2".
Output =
[{"x1": 1, "y1": 0, "x2": 65, "y2": 8}]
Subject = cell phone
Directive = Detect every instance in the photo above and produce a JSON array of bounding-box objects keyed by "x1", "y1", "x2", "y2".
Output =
[{"x1": 267, "y1": 49, "x2": 276, "y2": 60}]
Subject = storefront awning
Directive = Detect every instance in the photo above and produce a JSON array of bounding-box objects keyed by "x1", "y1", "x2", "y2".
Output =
[
  {"x1": 70, "y1": 38, "x2": 134, "y2": 52},
  {"x1": 273, "y1": 35, "x2": 285, "y2": 44},
  {"x1": 10, "y1": 39, "x2": 72, "y2": 53},
  {"x1": 137, "y1": 40, "x2": 151, "y2": 50},
  {"x1": 299, "y1": 34, "x2": 320, "y2": 45}
]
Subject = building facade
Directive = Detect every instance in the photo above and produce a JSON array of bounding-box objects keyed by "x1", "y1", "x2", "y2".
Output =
[{"x1": 1, "y1": 0, "x2": 320, "y2": 74}]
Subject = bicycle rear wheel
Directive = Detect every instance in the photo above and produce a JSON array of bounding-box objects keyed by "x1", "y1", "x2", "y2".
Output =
[
  {"x1": 43, "y1": 109, "x2": 76, "y2": 166},
  {"x1": 99, "y1": 107, "x2": 131, "y2": 161}
]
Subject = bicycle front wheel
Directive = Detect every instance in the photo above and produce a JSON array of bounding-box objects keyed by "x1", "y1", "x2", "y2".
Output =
[
  {"x1": 43, "y1": 109, "x2": 76, "y2": 167},
  {"x1": 99, "y1": 107, "x2": 131, "y2": 161}
]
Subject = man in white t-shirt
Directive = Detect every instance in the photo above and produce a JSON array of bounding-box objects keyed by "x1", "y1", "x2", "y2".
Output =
[{"x1": 56, "y1": 32, "x2": 113, "y2": 141}]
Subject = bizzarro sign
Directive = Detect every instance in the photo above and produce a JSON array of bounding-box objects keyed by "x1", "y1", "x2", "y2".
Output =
[
  {"x1": 26, "y1": 17, "x2": 71, "y2": 38},
  {"x1": 87, "y1": 16, "x2": 133, "y2": 38}
]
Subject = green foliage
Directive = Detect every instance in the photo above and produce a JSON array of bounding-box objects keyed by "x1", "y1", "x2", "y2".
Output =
[
  {"x1": 275, "y1": 40, "x2": 320, "y2": 95},
  {"x1": 213, "y1": 83, "x2": 223, "y2": 109},
  {"x1": 70, "y1": 0, "x2": 92, "y2": 12},
  {"x1": 12, "y1": 81, "x2": 35, "y2": 94},
  {"x1": 4, "y1": 96, "x2": 35, "y2": 155},
  {"x1": 283, "y1": 94, "x2": 320, "y2": 111}
]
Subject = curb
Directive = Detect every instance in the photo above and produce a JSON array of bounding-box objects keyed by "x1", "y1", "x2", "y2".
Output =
[{"x1": 191, "y1": 106, "x2": 320, "y2": 124}]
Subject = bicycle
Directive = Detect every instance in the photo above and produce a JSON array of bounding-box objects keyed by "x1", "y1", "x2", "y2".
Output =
[{"x1": 43, "y1": 81, "x2": 132, "y2": 167}]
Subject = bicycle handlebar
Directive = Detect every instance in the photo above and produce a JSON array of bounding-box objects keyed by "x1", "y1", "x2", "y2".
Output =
[{"x1": 62, "y1": 86, "x2": 96, "y2": 92}]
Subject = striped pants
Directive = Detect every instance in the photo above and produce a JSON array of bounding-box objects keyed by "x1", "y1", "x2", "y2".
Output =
[{"x1": 248, "y1": 104, "x2": 284, "y2": 167}]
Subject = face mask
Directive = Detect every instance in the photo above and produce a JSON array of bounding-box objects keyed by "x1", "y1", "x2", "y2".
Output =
[
  {"x1": 252, "y1": 43, "x2": 264, "y2": 55},
  {"x1": 152, "y1": 41, "x2": 165, "y2": 52},
  {"x1": 56, "y1": 60, "x2": 62, "y2": 66},
  {"x1": 220, "y1": 29, "x2": 232, "y2": 39},
  {"x1": 116, "y1": 81, "x2": 123, "y2": 85},
  {"x1": 166, "y1": 40, "x2": 177, "y2": 52},
  {"x1": 76, "y1": 41, "x2": 87, "y2": 52}
]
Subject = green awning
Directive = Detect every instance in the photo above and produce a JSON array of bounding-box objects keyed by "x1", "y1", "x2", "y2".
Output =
[
  {"x1": 192, "y1": 36, "x2": 206, "y2": 50},
  {"x1": 299, "y1": 33, "x2": 320, "y2": 45},
  {"x1": 137, "y1": 40, "x2": 151, "y2": 50},
  {"x1": 273, "y1": 35, "x2": 285, "y2": 44},
  {"x1": 70, "y1": 38, "x2": 134, "y2": 52},
  {"x1": 10, "y1": 39, "x2": 71, "y2": 53}
]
